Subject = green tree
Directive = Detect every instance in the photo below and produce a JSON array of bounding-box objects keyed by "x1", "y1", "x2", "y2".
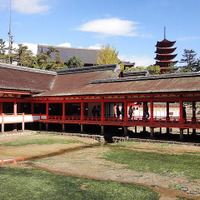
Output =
[
  {"x1": 97, "y1": 44, "x2": 124, "y2": 70},
  {"x1": 0, "y1": 37, "x2": 15, "y2": 64},
  {"x1": 13, "y1": 44, "x2": 34, "y2": 67},
  {"x1": 180, "y1": 49, "x2": 197, "y2": 72},
  {"x1": 193, "y1": 58, "x2": 200, "y2": 72},
  {"x1": 46, "y1": 46, "x2": 59, "y2": 57},
  {"x1": 124, "y1": 67, "x2": 139, "y2": 72},
  {"x1": 165, "y1": 63, "x2": 178, "y2": 74},
  {"x1": 0, "y1": 39, "x2": 6, "y2": 56},
  {"x1": 65, "y1": 55, "x2": 84, "y2": 69},
  {"x1": 32, "y1": 46, "x2": 67, "y2": 71},
  {"x1": 0, "y1": 39, "x2": 6, "y2": 63},
  {"x1": 146, "y1": 65, "x2": 160, "y2": 75}
]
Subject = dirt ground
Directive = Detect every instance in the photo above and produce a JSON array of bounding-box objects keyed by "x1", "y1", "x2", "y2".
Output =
[
  {"x1": 0, "y1": 132, "x2": 98, "y2": 159},
  {"x1": 32, "y1": 146, "x2": 200, "y2": 200},
  {"x1": 1, "y1": 132, "x2": 200, "y2": 200}
]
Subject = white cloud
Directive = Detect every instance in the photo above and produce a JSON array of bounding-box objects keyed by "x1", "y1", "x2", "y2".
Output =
[
  {"x1": 12, "y1": 0, "x2": 49, "y2": 14},
  {"x1": 87, "y1": 44, "x2": 102, "y2": 50},
  {"x1": 5, "y1": 42, "x2": 38, "y2": 55},
  {"x1": 119, "y1": 55, "x2": 155, "y2": 67},
  {"x1": 57, "y1": 42, "x2": 71, "y2": 48},
  {"x1": 178, "y1": 36, "x2": 200, "y2": 41},
  {"x1": 76, "y1": 18, "x2": 138, "y2": 37},
  {"x1": 23, "y1": 43, "x2": 38, "y2": 55}
]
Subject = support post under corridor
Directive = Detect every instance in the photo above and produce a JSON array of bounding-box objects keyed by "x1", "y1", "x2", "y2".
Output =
[
  {"x1": 81, "y1": 124, "x2": 84, "y2": 133},
  {"x1": 45, "y1": 123, "x2": 48, "y2": 131},
  {"x1": 135, "y1": 126, "x2": 137, "y2": 134},
  {"x1": 101, "y1": 125, "x2": 104, "y2": 135},
  {"x1": 123, "y1": 126, "x2": 128, "y2": 136},
  {"x1": 62, "y1": 124, "x2": 65, "y2": 132},
  {"x1": 150, "y1": 127, "x2": 154, "y2": 138},
  {"x1": 180, "y1": 128, "x2": 184, "y2": 141}
]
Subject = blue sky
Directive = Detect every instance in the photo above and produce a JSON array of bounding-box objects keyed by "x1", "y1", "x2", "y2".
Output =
[{"x1": 0, "y1": 0, "x2": 200, "y2": 67}]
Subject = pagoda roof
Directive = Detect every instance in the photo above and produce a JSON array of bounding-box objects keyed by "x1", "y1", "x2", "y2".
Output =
[
  {"x1": 156, "y1": 39, "x2": 176, "y2": 48},
  {"x1": 156, "y1": 61, "x2": 178, "y2": 67},
  {"x1": 155, "y1": 54, "x2": 177, "y2": 61},
  {"x1": 155, "y1": 47, "x2": 177, "y2": 54}
]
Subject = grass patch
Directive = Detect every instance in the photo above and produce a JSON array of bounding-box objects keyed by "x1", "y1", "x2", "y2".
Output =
[
  {"x1": 0, "y1": 167, "x2": 159, "y2": 200},
  {"x1": 111, "y1": 141, "x2": 140, "y2": 147},
  {"x1": 103, "y1": 149, "x2": 200, "y2": 179},
  {"x1": 169, "y1": 184, "x2": 182, "y2": 190},
  {"x1": 1, "y1": 139, "x2": 81, "y2": 147},
  {"x1": 176, "y1": 196, "x2": 195, "y2": 200}
]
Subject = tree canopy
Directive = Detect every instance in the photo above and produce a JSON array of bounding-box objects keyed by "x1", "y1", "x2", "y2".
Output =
[
  {"x1": 180, "y1": 49, "x2": 198, "y2": 72},
  {"x1": 97, "y1": 44, "x2": 124, "y2": 69},
  {"x1": 0, "y1": 39, "x2": 6, "y2": 56},
  {"x1": 0, "y1": 39, "x2": 86, "y2": 71},
  {"x1": 65, "y1": 55, "x2": 84, "y2": 69},
  {"x1": 146, "y1": 65, "x2": 160, "y2": 75}
]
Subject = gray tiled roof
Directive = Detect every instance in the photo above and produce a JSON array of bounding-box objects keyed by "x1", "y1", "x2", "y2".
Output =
[
  {"x1": 0, "y1": 63, "x2": 56, "y2": 93},
  {"x1": 37, "y1": 45, "x2": 99, "y2": 65}
]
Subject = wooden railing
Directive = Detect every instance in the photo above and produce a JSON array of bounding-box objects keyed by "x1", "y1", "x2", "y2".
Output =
[
  {"x1": 39, "y1": 115, "x2": 200, "y2": 129},
  {"x1": 0, "y1": 113, "x2": 46, "y2": 124}
]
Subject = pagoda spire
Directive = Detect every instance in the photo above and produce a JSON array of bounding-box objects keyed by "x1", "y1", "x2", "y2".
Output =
[
  {"x1": 8, "y1": 0, "x2": 12, "y2": 64},
  {"x1": 164, "y1": 26, "x2": 166, "y2": 39}
]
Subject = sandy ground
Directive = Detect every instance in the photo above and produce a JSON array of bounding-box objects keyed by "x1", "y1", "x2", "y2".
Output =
[{"x1": 1, "y1": 132, "x2": 200, "y2": 200}]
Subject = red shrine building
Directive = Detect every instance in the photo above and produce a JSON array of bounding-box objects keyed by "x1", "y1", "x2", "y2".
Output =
[
  {"x1": 0, "y1": 63, "x2": 200, "y2": 141},
  {"x1": 155, "y1": 29, "x2": 178, "y2": 74}
]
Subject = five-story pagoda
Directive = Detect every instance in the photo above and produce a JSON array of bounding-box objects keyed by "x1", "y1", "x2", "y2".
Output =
[{"x1": 155, "y1": 27, "x2": 177, "y2": 73}]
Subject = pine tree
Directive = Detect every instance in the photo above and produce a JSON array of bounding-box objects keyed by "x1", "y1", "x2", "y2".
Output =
[
  {"x1": 65, "y1": 56, "x2": 84, "y2": 68},
  {"x1": 180, "y1": 49, "x2": 197, "y2": 72}
]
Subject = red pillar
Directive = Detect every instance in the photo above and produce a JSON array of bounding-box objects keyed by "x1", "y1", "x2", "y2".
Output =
[
  {"x1": 150, "y1": 101, "x2": 154, "y2": 124},
  {"x1": 81, "y1": 102, "x2": 84, "y2": 121},
  {"x1": 179, "y1": 100, "x2": 183, "y2": 124},
  {"x1": 124, "y1": 99, "x2": 128, "y2": 123},
  {"x1": 62, "y1": 101, "x2": 65, "y2": 120},
  {"x1": 166, "y1": 101, "x2": 170, "y2": 134},
  {"x1": 192, "y1": 101, "x2": 197, "y2": 135},
  {"x1": 143, "y1": 102, "x2": 146, "y2": 119},
  {"x1": 46, "y1": 102, "x2": 49, "y2": 119},
  {"x1": 101, "y1": 100, "x2": 105, "y2": 122}
]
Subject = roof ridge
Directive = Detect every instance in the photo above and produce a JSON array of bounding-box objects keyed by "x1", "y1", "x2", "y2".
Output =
[
  {"x1": 56, "y1": 64, "x2": 120, "y2": 75},
  {"x1": 0, "y1": 63, "x2": 57, "y2": 75},
  {"x1": 38, "y1": 44, "x2": 100, "y2": 52},
  {"x1": 91, "y1": 71, "x2": 200, "y2": 84}
]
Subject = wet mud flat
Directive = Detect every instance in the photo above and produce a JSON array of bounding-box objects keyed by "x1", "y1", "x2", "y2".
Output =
[
  {"x1": 28, "y1": 146, "x2": 200, "y2": 200},
  {"x1": 1, "y1": 132, "x2": 200, "y2": 199}
]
